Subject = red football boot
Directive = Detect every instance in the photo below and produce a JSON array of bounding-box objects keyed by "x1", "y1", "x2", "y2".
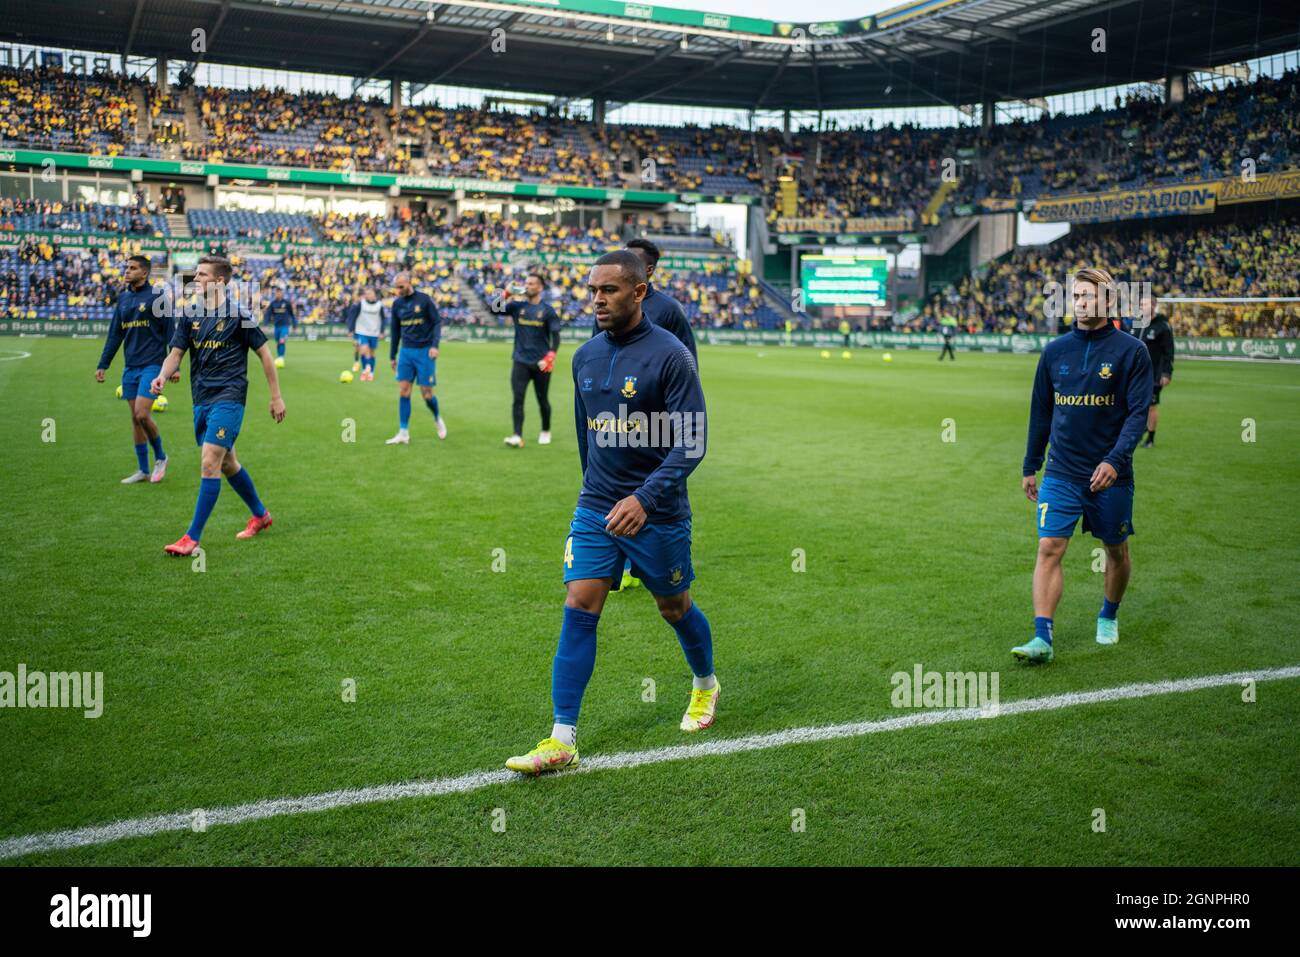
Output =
[
  {"x1": 236, "y1": 512, "x2": 273, "y2": 539},
  {"x1": 164, "y1": 534, "x2": 200, "y2": 556}
]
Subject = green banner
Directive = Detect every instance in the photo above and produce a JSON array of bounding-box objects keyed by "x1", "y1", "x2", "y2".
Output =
[
  {"x1": 5, "y1": 320, "x2": 1293, "y2": 360},
  {"x1": 0, "y1": 148, "x2": 679, "y2": 204}
]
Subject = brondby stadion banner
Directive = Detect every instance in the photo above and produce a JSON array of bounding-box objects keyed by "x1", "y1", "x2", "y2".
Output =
[
  {"x1": 1024, "y1": 166, "x2": 1300, "y2": 225},
  {"x1": 0, "y1": 231, "x2": 732, "y2": 271},
  {"x1": 1027, "y1": 181, "x2": 1219, "y2": 224},
  {"x1": 5, "y1": 318, "x2": 1293, "y2": 361}
]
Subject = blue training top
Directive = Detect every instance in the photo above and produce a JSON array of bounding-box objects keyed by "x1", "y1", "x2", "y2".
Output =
[
  {"x1": 506, "y1": 299, "x2": 562, "y2": 365},
  {"x1": 170, "y1": 301, "x2": 269, "y2": 407},
  {"x1": 265, "y1": 297, "x2": 295, "y2": 327},
  {"x1": 572, "y1": 315, "x2": 707, "y2": 524},
  {"x1": 97, "y1": 283, "x2": 172, "y2": 370},
  {"x1": 390, "y1": 291, "x2": 441, "y2": 358},
  {"x1": 1024, "y1": 323, "x2": 1153, "y2": 484}
]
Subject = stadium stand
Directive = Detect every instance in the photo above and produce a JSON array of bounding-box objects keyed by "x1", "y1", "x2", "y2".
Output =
[
  {"x1": 188, "y1": 210, "x2": 317, "y2": 242},
  {"x1": 185, "y1": 86, "x2": 402, "y2": 172},
  {"x1": 0, "y1": 238, "x2": 117, "y2": 321},
  {"x1": 0, "y1": 198, "x2": 167, "y2": 236},
  {"x1": 0, "y1": 66, "x2": 146, "y2": 157},
  {"x1": 917, "y1": 213, "x2": 1300, "y2": 337}
]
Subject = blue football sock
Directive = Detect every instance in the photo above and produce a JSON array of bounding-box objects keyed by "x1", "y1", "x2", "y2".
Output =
[
  {"x1": 670, "y1": 604, "x2": 714, "y2": 678},
  {"x1": 226, "y1": 467, "x2": 267, "y2": 518},
  {"x1": 276, "y1": 341, "x2": 286, "y2": 358},
  {"x1": 1034, "y1": 616, "x2": 1054, "y2": 645},
  {"x1": 551, "y1": 606, "x2": 600, "y2": 725},
  {"x1": 399, "y1": 395, "x2": 411, "y2": 430},
  {"x1": 148, "y1": 433, "x2": 164, "y2": 461},
  {"x1": 133, "y1": 442, "x2": 149, "y2": 473},
  {"x1": 425, "y1": 395, "x2": 440, "y2": 419},
  {"x1": 1100, "y1": 598, "x2": 1120, "y2": 620},
  {"x1": 186, "y1": 477, "x2": 221, "y2": 541}
]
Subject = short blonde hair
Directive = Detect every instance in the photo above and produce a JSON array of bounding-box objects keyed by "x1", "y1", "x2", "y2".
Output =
[{"x1": 1073, "y1": 267, "x2": 1117, "y2": 319}]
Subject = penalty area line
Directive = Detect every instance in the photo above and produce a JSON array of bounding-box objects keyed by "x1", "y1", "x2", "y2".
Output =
[{"x1": 1, "y1": 665, "x2": 1296, "y2": 861}]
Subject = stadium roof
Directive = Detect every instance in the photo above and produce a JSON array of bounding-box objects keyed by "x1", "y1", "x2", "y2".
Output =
[{"x1": 3, "y1": 0, "x2": 1298, "y2": 112}]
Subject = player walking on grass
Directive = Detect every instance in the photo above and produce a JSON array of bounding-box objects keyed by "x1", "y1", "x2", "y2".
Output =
[
  {"x1": 1015, "y1": 267, "x2": 1152, "y2": 663},
  {"x1": 151, "y1": 255, "x2": 285, "y2": 556},
  {"x1": 95, "y1": 254, "x2": 175, "y2": 484},
  {"x1": 593, "y1": 238, "x2": 698, "y2": 588},
  {"x1": 353, "y1": 286, "x2": 387, "y2": 382},
  {"x1": 386, "y1": 271, "x2": 445, "y2": 445},
  {"x1": 1138, "y1": 293, "x2": 1174, "y2": 448},
  {"x1": 265, "y1": 283, "x2": 295, "y2": 365},
  {"x1": 506, "y1": 250, "x2": 714, "y2": 775},
  {"x1": 502, "y1": 272, "x2": 561, "y2": 448}
]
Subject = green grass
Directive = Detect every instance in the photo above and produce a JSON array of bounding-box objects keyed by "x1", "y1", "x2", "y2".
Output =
[{"x1": 1, "y1": 338, "x2": 1297, "y2": 866}]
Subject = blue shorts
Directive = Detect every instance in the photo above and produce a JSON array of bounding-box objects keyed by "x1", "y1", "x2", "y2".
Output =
[
  {"x1": 396, "y1": 347, "x2": 436, "y2": 387},
  {"x1": 356, "y1": 334, "x2": 379, "y2": 350},
  {"x1": 1036, "y1": 475, "x2": 1135, "y2": 545},
  {"x1": 121, "y1": 364, "x2": 162, "y2": 402},
  {"x1": 193, "y1": 402, "x2": 245, "y2": 449},
  {"x1": 564, "y1": 506, "x2": 695, "y2": 595},
  {"x1": 274, "y1": 323, "x2": 291, "y2": 342}
]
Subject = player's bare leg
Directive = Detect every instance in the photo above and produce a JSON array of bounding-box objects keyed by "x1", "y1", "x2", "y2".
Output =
[
  {"x1": 1014, "y1": 536, "x2": 1068, "y2": 663},
  {"x1": 1033, "y1": 536, "x2": 1068, "y2": 620},
  {"x1": 1142, "y1": 404, "x2": 1160, "y2": 447},
  {"x1": 1097, "y1": 541, "x2": 1131, "y2": 645}
]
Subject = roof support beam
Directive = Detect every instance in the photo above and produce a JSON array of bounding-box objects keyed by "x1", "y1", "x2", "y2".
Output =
[
  {"x1": 122, "y1": 0, "x2": 147, "y2": 60},
  {"x1": 754, "y1": 47, "x2": 792, "y2": 110},
  {"x1": 618, "y1": 45, "x2": 743, "y2": 107},
  {"x1": 578, "y1": 40, "x2": 679, "y2": 99},
  {"x1": 423, "y1": 12, "x2": 523, "y2": 87},
  {"x1": 352, "y1": 21, "x2": 434, "y2": 94}
]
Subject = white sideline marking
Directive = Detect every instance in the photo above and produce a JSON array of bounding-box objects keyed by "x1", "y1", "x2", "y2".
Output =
[{"x1": 2, "y1": 666, "x2": 1296, "y2": 860}]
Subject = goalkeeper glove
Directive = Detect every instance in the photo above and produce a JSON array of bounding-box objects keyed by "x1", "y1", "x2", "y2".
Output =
[{"x1": 538, "y1": 351, "x2": 556, "y2": 373}]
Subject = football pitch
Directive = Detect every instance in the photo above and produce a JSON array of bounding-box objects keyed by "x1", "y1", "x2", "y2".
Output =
[{"x1": 1, "y1": 337, "x2": 1297, "y2": 866}]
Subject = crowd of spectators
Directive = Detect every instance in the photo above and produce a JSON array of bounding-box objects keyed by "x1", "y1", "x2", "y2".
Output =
[
  {"x1": 607, "y1": 124, "x2": 763, "y2": 194},
  {"x1": 0, "y1": 66, "x2": 142, "y2": 156},
  {"x1": 912, "y1": 214, "x2": 1300, "y2": 336},
  {"x1": 0, "y1": 238, "x2": 119, "y2": 320},
  {"x1": 184, "y1": 86, "x2": 401, "y2": 172},
  {"x1": 0, "y1": 197, "x2": 165, "y2": 236}
]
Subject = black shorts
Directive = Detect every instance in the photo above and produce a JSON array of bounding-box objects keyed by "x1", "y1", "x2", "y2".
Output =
[{"x1": 1151, "y1": 383, "x2": 1163, "y2": 406}]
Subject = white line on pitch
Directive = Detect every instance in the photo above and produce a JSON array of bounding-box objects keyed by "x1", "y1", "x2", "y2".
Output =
[{"x1": 2, "y1": 665, "x2": 1296, "y2": 861}]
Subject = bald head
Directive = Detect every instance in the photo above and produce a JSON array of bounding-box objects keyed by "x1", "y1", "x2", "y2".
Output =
[{"x1": 394, "y1": 271, "x2": 413, "y2": 297}]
